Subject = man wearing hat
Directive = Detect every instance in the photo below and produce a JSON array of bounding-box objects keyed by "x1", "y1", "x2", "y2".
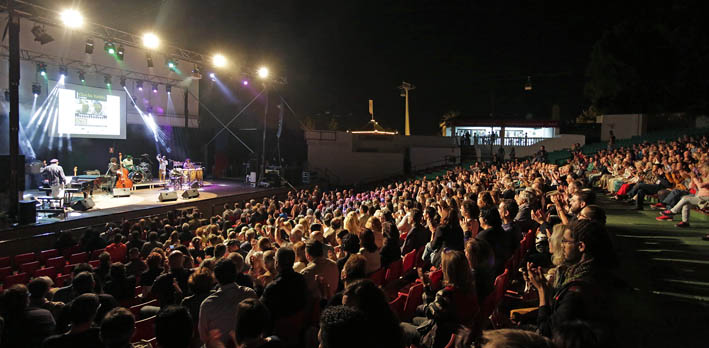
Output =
[{"x1": 41, "y1": 159, "x2": 66, "y2": 202}]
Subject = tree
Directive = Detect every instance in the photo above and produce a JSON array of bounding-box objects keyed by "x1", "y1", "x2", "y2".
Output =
[{"x1": 439, "y1": 110, "x2": 461, "y2": 136}]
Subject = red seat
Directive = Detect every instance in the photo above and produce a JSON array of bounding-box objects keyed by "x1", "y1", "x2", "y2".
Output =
[
  {"x1": 91, "y1": 249, "x2": 105, "y2": 260},
  {"x1": 0, "y1": 266, "x2": 12, "y2": 281},
  {"x1": 33, "y1": 266, "x2": 57, "y2": 279},
  {"x1": 55, "y1": 273, "x2": 72, "y2": 287},
  {"x1": 39, "y1": 249, "x2": 60, "y2": 265},
  {"x1": 133, "y1": 315, "x2": 156, "y2": 342},
  {"x1": 368, "y1": 268, "x2": 386, "y2": 286},
  {"x1": 19, "y1": 261, "x2": 41, "y2": 275},
  {"x1": 89, "y1": 260, "x2": 100, "y2": 268},
  {"x1": 63, "y1": 245, "x2": 81, "y2": 259},
  {"x1": 429, "y1": 269, "x2": 444, "y2": 291},
  {"x1": 444, "y1": 333, "x2": 458, "y2": 348},
  {"x1": 69, "y1": 252, "x2": 89, "y2": 264},
  {"x1": 414, "y1": 246, "x2": 426, "y2": 268},
  {"x1": 14, "y1": 252, "x2": 35, "y2": 267},
  {"x1": 402, "y1": 249, "x2": 417, "y2": 273},
  {"x1": 64, "y1": 264, "x2": 77, "y2": 275},
  {"x1": 385, "y1": 259, "x2": 403, "y2": 284},
  {"x1": 0, "y1": 256, "x2": 10, "y2": 268},
  {"x1": 46, "y1": 256, "x2": 66, "y2": 270},
  {"x1": 402, "y1": 283, "x2": 424, "y2": 322},
  {"x1": 477, "y1": 268, "x2": 509, "y2": 329},
  {"x1": 389, "y1": 293, "x2": 407, "y2": 320},
  {"x1": 3, "y1": 272, "x2": 29, "y2": 287}
]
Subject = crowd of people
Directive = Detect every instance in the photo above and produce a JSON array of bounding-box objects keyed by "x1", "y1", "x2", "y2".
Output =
[{"x1": 1, "y1": 134, "x2": 707, "y2": 348}]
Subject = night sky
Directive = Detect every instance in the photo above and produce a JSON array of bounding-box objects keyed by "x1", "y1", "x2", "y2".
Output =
[{"x1": 34, "y1": 0, "x2": 656, "y2": 135}]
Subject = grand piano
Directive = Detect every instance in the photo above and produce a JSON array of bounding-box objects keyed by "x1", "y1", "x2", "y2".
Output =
[{"x1": 69, "y1": 174, "x2": 112, "y2": 197}]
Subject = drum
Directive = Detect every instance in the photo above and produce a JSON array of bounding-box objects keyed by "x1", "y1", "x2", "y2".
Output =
[
  {"x1": 195, "y1": 168, "x2": 203, "y2": 183},
  {"x1": 129, "y1": 171, "x2": 143, "y2": 183},
  {"x1": 187, "y1": 168, "x2": 197, "y2": 182}
]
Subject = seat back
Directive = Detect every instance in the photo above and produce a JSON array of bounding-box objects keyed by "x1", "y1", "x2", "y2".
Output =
[
  {"x1": 0, "y1": 256, "x2": 10, "y2": 268},
  {"x1": 368, "y1": 268, "x2": 386, "y2": 286},
  {"x1": 402, "y1": 283, "x2": 424, "y2": 322},
  {"x1": 19, "y1": 261, "x2": 41, "y2": 275},
  {"x1": 55, "y1": 273, "x2": 72, "y2": 287},
  {"x1": 39, "y1": 249, "x2": 60, "y2": 265},
  {"x1": 4, "y1": 272, "x2": 29, "y2": 287},
  {"x1": 46, "y1": 256, "x2": 66, "y2": 270},
  {"x1": 14, "y1": 252, "x2": 35, "y2": 267},
  {"x1": 385, "y1": 259, "x2": 403, "y2": 284},
  {"x1": 414, "y1": 246, "x2": 426, "y2": 268},
  {"x1": 33, "y1": 266, "x2": 57, "y2": 279},
  {"x1": 69, "y1": 252, "x2": 89, "y2": 264},
  {"x1": 91, "y1": 249, "x2": 105, "y2": 260},
  {"x1": 0, "y1": 266, "x2": 12, "y2": 281},
  {"x1": 402, "y1": 249, "x2": 416, "y2": 272},
  {"x1": 429, "y1": 269, "x2": 444, "y2": 292},
  {"x1": 133, "y1": 316, "x2": 156, "y2": 342},
  {"x1": 388, "y1": 293, "x2": 407, "y2": 320}
]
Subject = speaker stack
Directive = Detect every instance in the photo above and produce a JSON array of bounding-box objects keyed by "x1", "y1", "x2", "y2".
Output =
[{"x1": 158, "y1": 191, "x2": 178, "y2": 202}]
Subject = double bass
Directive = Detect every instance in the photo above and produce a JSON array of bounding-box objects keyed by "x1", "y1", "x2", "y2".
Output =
[{"x1": 115, "y1": 152, "x2": 133, "y2": 189}]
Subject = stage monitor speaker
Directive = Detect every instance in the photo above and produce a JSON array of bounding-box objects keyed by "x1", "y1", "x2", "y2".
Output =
[
  {"x1": 158, "y1": 191, "x2": 178, "y2": 202},
  {"x1": 190, "y1": 181, "x2": 200, "y2": 189},
  {"x1": 113, "y1": 188, "x2": 131, "y2": 197},
  {"x1": 182, "y1": 189, "x2": 199, "y2": 199},
  {"x1": 71, "y1": 197, "x2": 95, "y2": 211},
  {"x1": 18, "y1": 200, "x2": 36, "y2": 225}
]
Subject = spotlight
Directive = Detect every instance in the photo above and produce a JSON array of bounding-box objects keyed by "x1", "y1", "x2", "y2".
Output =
[
  {"x1": 212, "y1": 54, "x2": 227, "y2": 68},
  {"x1": 60, "y1": 9, "x2": 83, "y2": 28},
  {"x1": 37, "y1": 63, "x2": 47, "y2": 77},
  {"x1": 78, "y1": 71, "x2": 86, "y2": 83},
  {"x1": 4, "y1": 89, "x2": 10, "y2": 102},
  {"x1": 257, "y1": 66, "x2": 269, "y2": 79},
  {"x1": 104, "y1": 41, "x2": 116, "y2": 55},
  {"x1": 136, "y1": 80, "x2": 144, "y2": 91},
  {"x1": 85, "y1": 38, "x2": 94, "y2": 54},
  {"x1": 104, "y1": 75, "x2": 112, "y2": 87},
  {"x1": 146, "y1": 53, "x2": 154, "y2": 68},
  {"x1": 59, "y1": 66, "x2": 68, "y2": 78},
  {"x1": 31, "y1": 25, "x2": 54, "y2": 45},
  {"x1": 116, "y1": 45, "x2": 125, "y2": 60},
  {"x1": 166, "y1": 59, "x2": 177, "y2": 71},
  {"x1": 209, "y1": 72, "x2": 216, "y2": 81},
  {"x1": 192, "y1": 65, "x2": 202, "y2": 79},
  {"x1": 242, "y1": 80, "x2": 249, "y2": 86},
  {"x1": 120, "y1": 76, "x2": 127, "y2": 88},
  {"x1": 142, "y1": 32, "x2": 160, "y2": 49},
  {"x1": 166, "y1": 84, "x2": 172, "y2": 94},
  {"x1": 32, "y1": 83, "x2": 41, "y2": 96},
  {"x1": 152, "y1": 83, "x2": 158, "y2": 93}
]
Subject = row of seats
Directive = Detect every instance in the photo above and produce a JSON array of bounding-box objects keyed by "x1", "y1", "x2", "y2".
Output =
[{"x1": 0, "y1": 247, "x2": 105, "y2": 289}]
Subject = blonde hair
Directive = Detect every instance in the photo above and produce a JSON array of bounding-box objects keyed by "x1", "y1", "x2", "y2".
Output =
[
  {"x1": 549, "y1": 224, "x2": 566, "y2": 266},
  {"x1": 344, "y1": 211, "x2": 361, "y2": 235}
]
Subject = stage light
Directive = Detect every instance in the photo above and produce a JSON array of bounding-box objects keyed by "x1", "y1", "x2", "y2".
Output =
[
  {"x1": 142, "y1": 32, "x2": 160, "y2": 49},
  {"x1": 146, "y1": 53, "x2": 154, "y2": 68},
  {"x1": 116, "y1": 45, "x2": 125, "y2": 60},
  {"x1": 166, "y1": 84, "x2": 172, "y2": 94},
  {"x1": 120, "y1": 77, "x2": 127, "y2": 87},
  {"x1": 524, "y1": 76, "x2": 532, "y2": 91},
  {"x1": 105, "y1": 41, "x2": 116, "y2": 55},
  {"x1": 4, "y1": 89, "x2": 10, "y2": 102},
  {"x1": 85, "y1": 38, "x2": 94, "y2": 54},
  {"x1": 166, "y1": 59, "x2": 177, "y2": 71},
  {"x1": 152, "y1": 83, "x2": 159, "y2": 93},
  {"x1": 104, "y1": 75, "x2": 112, "y2": 87},
  {"x1": 257, "y1": 66, "x2": 269, "y2": 79},
  {"x1": 136, "y1": 80, "x2": 144, "y2": 91},
  {"x1": 32, "y1": 83, "x2": 41, "y2": 96},
  {"x1": 58, "y1": 66, "x2": 68, "y2": 78},
  {"x1": 242, "y1": 80, "x2": 249, "y2": 86},
  {"x1": 78, "y1": 71, "x2": 85, "y2": 83},
  {"x1": 60, "y1": 9, "x2": 83, "y2": 28},
  {"x1": 31, "y1": 25, "x2": 54, "y2": 45},
  {"x1": 212, "y1": 54, "x2": 227, "y2": 68},
  {"x1": 192, "y1": 65, "x2": 202, "y2": 79},
  {"x1": 209, "y1": 72, "x2": 216, "y2": 81},
  {"x1": 37, "y1": 63, "x2": 47, "y2": 77}
]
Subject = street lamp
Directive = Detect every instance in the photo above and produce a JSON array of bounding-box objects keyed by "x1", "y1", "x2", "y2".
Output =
[{"x1": 398, "y1": 81, "x2": 415, "y2": 136}]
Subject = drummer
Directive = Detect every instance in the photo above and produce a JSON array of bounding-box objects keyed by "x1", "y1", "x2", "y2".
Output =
[
  {"x1": 122, "y1": 155, "x2": 134, "y2": 172},
  {"x1": 183, "y1": 158, "x2": 195, "y2": 169}
]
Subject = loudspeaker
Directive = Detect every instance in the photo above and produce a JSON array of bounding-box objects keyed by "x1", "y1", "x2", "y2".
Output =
[
  {"x1": 190, "y1": 181, "x2": 200, "y2": 189},
  {"x1": 182, "y1": 189, "x2": 199, "y2": 199},
  {"x1": 71, "y1": 197, "x2": 95, "y2": 211},
  {"x1": 158, "y1": 191, "x2": 178, "y2": 202},
  {"x1": 18, "y1": 200, "x2": 36, "y2": 225},
  {"x1": 112, "y1": 188, "x2": 131, "y2": 197}
]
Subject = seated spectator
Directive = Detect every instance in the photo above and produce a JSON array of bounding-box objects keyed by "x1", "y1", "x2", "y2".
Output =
[
  {"x1": 459, "y1": 201, "x2": 480, "y2": 240},
  {"x1": 1, "y1": 284, "x2": 56, "y2": 348},
  {"x1": 140, "y1": 232, "x2": 161, "y2": 258},
  {"x1": 341, "y1": 279, "x2": 404, "y2": 348},
  {"x1": 260, "y1": 247, "x2": 308, "y2": 322},
  {"x1": 99, "y1": 308, "x2": 136, "y2": 348},
  {"x1": 380, "y1": 221, "x2": 402, "y2": 268},
  {"x1": 105, "y1": 234, "x2": 128, "y2": 263},
  {"x1": 335, "y1": 233, "x2": 360, "y2": 272},
  {"x1": 464, "y1": 238, "x2": 495, "y2": 302},
  {"x1": 151, "y1": 251, "x2": 192, "y2": 308},
  {"x1": 476, "y1": 207, "x2": 508, "y2": 274},
  {"x1": 198, "y1": 258, "x2": 257, "y2": 346},
  {"x1": 318, "y1": 306, "x2": 369, "y2": 348},
  {"x1": 125, "y1": 231, "x2": 145, "y2": 254},
  {"x1": 139, "y1": 252, "x2": 164, "y2": 296},
  {"x1": 125, "y1": 248, "x2": 147, "y2": 279},
  {"x1": 302, "y1": 239, "x2": 339, "y2": 301},
  {"x1": 104, "y1": 262, "x2": 136, "y2": 302},
  {"x1": 233, "y1": 299, "x2": 282, "y2": 348},
  {"x1": 401, "y1": 208, "x2": 431, "y2": 254},
  {"x1": 53, "y1": 263, "x2": 94, "y2": 303},
  {"x1": 226, "y1": 252, "x2": 255, "y2": 289},
  {"x1": 155, "y1": 306, "x2": 193, "y2": 348},
  {"x1": 43, "y1": 293, "x2": 102, "y2": 348},
  {"x1": 259, "y1": 250, "x2": 278, "y2": 287},
  {"x1": 331, "y1": 254, "x2": 367, "y2": 305},
  {"x1": 181, "y1": 268, "x2": 215, "y2": 325},
  {"x1": 28, "y1": 276, "x2": 64, "y2": 320},
  {"x1": 657, "y1": 163, "x2": 709, "y2": 227},
  {"x1": 358, "y1": 229, "x2": 381, "y2": 274}
]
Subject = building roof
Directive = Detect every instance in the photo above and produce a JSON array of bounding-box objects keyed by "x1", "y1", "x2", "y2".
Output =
[{"x1": 450, "y1": 118, "x2": 560, "y2": 128}]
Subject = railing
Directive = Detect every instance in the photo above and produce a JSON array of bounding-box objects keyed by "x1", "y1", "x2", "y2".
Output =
[
  {"x1": 305, "y1": 130, "x2": 337, "y2": 141},
  {"x1": 457, "y1": 136, "x2": 548, "y2": 147}
]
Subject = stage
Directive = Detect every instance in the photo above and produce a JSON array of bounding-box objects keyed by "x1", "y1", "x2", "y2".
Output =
[{"x1": 1, "y1": 179, "x2": 290, "y2": 256}]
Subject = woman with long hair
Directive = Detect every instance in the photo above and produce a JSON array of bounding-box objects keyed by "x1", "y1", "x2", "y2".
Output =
[
  {"x1": 359, "y1": 229, "x2": 381, "y2": 274},
  {"x1": 342, "y1": 279, "x2": 404, "y2": 348}
]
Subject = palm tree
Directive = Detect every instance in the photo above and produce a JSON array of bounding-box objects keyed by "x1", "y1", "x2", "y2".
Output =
[{"x1": 439, "y1": 110, "x2": 461, "y2": 136}]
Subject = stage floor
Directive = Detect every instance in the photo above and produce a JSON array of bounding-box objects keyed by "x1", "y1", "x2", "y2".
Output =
[{"x1": 25, "y1": 179, "x2": 268, "y2": 225}]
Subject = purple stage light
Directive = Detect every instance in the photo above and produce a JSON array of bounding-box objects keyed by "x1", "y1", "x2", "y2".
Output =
[{"x1": 242, "y1": 80, "x2": 248, "y2": 86}]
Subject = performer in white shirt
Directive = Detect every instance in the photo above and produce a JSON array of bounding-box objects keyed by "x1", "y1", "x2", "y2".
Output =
[{"x1": 156, "y1": 154, "x2": 168, "y2": 181}]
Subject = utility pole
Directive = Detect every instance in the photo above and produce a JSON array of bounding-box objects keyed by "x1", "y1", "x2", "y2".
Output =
[
  {"x1": 398, "y1": 81, "x2": 415, "y2": 136},
  {"x1": 8, "y1": 1, "x2": 20, "y2": 219}
]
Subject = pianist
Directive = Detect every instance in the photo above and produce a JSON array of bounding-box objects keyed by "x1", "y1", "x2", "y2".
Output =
[{"x1": 41, "y1": 159, "x2": 66, "y2": 204}]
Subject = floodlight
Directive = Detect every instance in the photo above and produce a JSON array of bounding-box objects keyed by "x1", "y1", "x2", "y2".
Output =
[
  {"x1": 31, "y1": 25, "x2": 54, "y2": 45},
  {"x1": 60, "y1": 9, "x2": 84, "y2": 28},
  {"x1": 58, "y1": 66, "x2": 68, "y2": 78},
  {"x1": 104, "y1": 75, "x2": 112, "y2": 87},
  {"x1": 152, "y1": 83, "x2": 159, "y2": 93},
  {"x1": 85, "y1": 38, "x2": 94, "y2": 54},
  {"x1": 166, "y1": 84, "x2": 172, "y2": 94},
  {"x1": 32, "y1": 83, "x2": 41, "y2": 96},
  {"x1": 142, "y1": 32, "x2": 160, "y2": 49},
  {"x1": 136, "y1": 80, "x2": 143, "y2": 91},
  {"x1": 146, "y1": 53, "x2": 154, "y2": 68},
  {"x1": 4, "y1": 89, "x2": 9, "y2": 102},
  {"x1": 78, "y1": 71, "x2": 86, "y2": 83},
  {"x1": 242, "y1": 80, "x2": 249, "y2": 86},
  {"x1": 257, "y1": 67, "x2": 269, "y2": 79},
  {"x1": 117, "y1": 45, "x2": 125, "y2": 60},
  {"x1": 166, "y1": 59, "x2": 177, "y2": 71},
  {"x1": 105, "y1": 41, "x2": 116, "y2": 55},
  {"x1": 37, "y1": 63, "x2": 47, "y2": 77},
  {"x1": 212, "y1": 54, "x2": 227, "y2": 68},
  {"x1": 120, "y1": 77, "x2": 127, "y2": 87},
  {"x1": 209, "y1": 72, "x2": 216, "y2": 81}
]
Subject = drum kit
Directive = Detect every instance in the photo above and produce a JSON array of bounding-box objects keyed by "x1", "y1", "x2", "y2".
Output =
[
  {"x1": 128, "y1": 155, "x2": 154, "y2": 184},
  {"x1": 169, "y1": 167, "x2": 203, "y2": 190}
]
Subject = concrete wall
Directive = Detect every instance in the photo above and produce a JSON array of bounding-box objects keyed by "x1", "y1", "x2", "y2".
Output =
[
  {"x1": 410, "y1": 146, "x2": 460, "y2": 170},
  {"x1": 597, "y1": 114, "x2": 646, "y2": 141},
  {"x1": 514, "y1": 134, "x2": 586, "y2": 158}
]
